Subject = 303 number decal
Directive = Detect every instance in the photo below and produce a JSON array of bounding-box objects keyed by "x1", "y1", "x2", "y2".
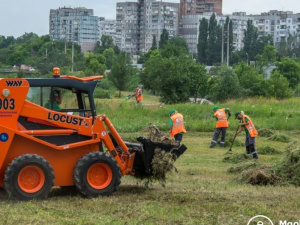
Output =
[{"x1": 0, "y1": 98, "x2": 15, "y2": 110}]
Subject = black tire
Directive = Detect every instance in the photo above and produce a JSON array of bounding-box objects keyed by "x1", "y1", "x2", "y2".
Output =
[
  {"x1": 73, "y1": 152, "x2": 121, "y2": 198},
  {"x1": 4, "y1": 154, "x2": 55, "y2": 200}
]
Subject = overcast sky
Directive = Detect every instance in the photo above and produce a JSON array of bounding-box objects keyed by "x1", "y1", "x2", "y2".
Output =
[{"x1": 1, "y1": 0, "x2": 300, "y2": 37}]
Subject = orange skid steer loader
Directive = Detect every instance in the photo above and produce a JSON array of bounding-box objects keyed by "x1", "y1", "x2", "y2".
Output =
[{"x1": 0, "y1": 68, "x2": 186, "y2": 200}]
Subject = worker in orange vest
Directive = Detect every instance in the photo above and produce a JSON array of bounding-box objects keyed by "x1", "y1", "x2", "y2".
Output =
[
  {"x1": 135, "y1": 86, "x2": 143, "y2": 103},
  {"x1": 210, "y1": 106, "x2": 231, "y2": 148},
  {"x1": 235, "y1": 111, "x2": 258, "y2": 159},
  {"x1": 169, "y1": 109, "x2": 186, "y2": 145}
]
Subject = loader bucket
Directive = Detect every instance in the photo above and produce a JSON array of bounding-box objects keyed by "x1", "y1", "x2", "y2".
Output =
[{"x1": 129, "y1": 136, "x2": 187, "y2": 177}]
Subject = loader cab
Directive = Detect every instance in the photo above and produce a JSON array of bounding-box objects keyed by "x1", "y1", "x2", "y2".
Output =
[
  {"x1": 26, "y1": 86, "x2": 92, "y2": 117},
  {"x1": 25, "y1": 73, "x2": 101, "y2": 119}
]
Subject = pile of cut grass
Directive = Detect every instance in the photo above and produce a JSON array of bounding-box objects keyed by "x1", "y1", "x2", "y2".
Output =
[
  {"x1": 136, "y1": 148, "x2": 176, "y2": 188},
  {"x1": 268, "y1": 134, "x2": 292, "y2": 143},
  {"x1": 257, "y1": 146, "x2": 281, "y2": 155},
  {"x1": 227, "y1": 161, "x2": 260, "y2": 173},
  {"x1": 258, "y1": 128, "x2": 275, "y2": 137},
  {"x1": 223, "y1": 153, "x2": 252, "y2": 164},
  {"x1": 275, "y1": 147, "x2": 300, "y2": 186},
  {"x1": 237, "y1": 166, "x2": 281, "y2": 186}
]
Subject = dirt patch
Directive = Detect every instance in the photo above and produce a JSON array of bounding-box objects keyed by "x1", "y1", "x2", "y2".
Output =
[
  {"x1": 223, "y1": 153, "x2": 252, "y2": 164},
  {"x1": 258, "y1": 129, "x2": 275, "y2": 137},
  {"x1": 257, "y1": 146, "x2": 281, "y2": 155},
  {"x1": 268, "y1": 134, "x2": 292, "y2": 143}
]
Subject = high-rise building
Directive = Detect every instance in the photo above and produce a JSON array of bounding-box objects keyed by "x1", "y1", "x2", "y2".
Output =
[
  {"x1": 49, "y1": 7, "x2": 99, "y2": 52},
  {"x1": 144, "y1": 0, "x2": 179, "y2": 52},
  {"x1": 116, "y1": 2, "x2": 141, "y2": 55},
  {"x1": 179, "y1": 0, "x2": 223, "y2": 19},
  {"x1": 99, "y1": 18, "x2": 117, "y2": 44},
  {"x1": 180, "y1": 12, "x2": 250, "y2": 54},
  {"x1": 116, "y1": 0, "x2": 179, "y2": 56},
  {"x1": 250, "y1": 10, "x2": 300, "y2": 47}
]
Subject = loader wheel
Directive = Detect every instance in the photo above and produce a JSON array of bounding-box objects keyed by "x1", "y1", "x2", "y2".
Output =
[
  {"x1": 4, "y1": 154, "x2": 54, "y2": 200},
  {"x1": 73, "y1": 152, "x2": 121, "y2": 198}
]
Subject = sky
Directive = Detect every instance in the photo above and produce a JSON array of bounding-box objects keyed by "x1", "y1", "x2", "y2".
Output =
[{"x1": 0, "y1": 0, "x2": 300, "y2": 37}]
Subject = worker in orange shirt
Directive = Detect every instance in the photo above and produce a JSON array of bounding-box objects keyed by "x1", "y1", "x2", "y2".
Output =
[
  {"x1": 210, "y1": 106, "x2": 231, "y2": 148},
  {"x1": 135, "y1": 86, "x2": 143, "y2": 103},
  {"x1": 169, "y1": 109, "x2": 186, "y2": 145}
]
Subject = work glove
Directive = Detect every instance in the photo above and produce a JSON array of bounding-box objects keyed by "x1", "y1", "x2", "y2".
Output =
[{"x1": 228, "y1": 112, "x2": 231, "y2": 118}]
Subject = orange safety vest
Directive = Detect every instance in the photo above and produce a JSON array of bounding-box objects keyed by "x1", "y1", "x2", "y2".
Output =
[
  {"x1": 135, "y1": 88, "x2": 143, "y2": 101},
  {"x1": 170, "y1": 113, "x2": 186, "y2": 137},
  {"x1": 242, "y1": 115, "x2": 258, "y2": 137},
  {"x1": 214, "y1": 108, "x2": 229, "y2": 128}
]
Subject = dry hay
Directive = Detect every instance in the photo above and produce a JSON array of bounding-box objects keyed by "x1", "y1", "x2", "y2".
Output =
[
  {"x1": 223, "y1": 153, "x2": 252, "y2": 164},
  {"x1": 257, "y1": 146, "x2": 281, "y2": 155},
  {"x1": 142, "y1": 123, "x2": 177, "y2": 145},
  {"x1": 227, "y1": 161, "x2": 260, "y2": 173},
  {"x1": 258, "y1": 128, "x2": 275, "y2": 137},
  {"x1": 237, "y1": 167, "x2": 281, "y2": 186},
  {"x1": 275, "y1": 147, "x2": 300, "y2": 186},
  {"x1": 268, "y1": 134, "x2": 292, "y2": 143}
]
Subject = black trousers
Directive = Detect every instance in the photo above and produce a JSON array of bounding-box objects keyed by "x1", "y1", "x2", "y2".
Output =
[{"x1": 174, "y1": 133, "x2": 183, "y2": 143}]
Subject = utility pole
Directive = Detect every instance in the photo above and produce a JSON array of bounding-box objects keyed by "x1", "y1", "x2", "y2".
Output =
[
  {"x1": 227, "y1": 22, "x2": 229, "y2": 66},
  {"x1": 71, "y1": 42, "x2": 74, "y2": 72},
  {"x1": 221, "y1": 25, "x2": 224, "y2": 64}
]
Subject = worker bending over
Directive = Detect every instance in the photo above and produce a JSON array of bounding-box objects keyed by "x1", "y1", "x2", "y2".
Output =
[
  {"x1": 210, "y1": 106, "x2": 231, "y2": 148},
  {"x1": 169, "y1": 109, "x2": 186, "y2": 145},
  {"x1": 235, "y1": 111, "x2": 258, "y2": 159}
]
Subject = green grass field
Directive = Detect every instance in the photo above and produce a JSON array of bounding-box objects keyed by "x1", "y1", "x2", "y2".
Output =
[{"x1": 1, "y1": 94, "x2": 300, "y2": 224}]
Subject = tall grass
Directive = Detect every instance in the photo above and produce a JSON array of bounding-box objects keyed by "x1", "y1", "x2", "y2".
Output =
[{"x1": 95, "y1": 96, "x2": 300, "y2": 132}]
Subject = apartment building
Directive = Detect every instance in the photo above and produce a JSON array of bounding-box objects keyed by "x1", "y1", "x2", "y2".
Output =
[
  {"x1": 251, "y1": 10, "x2": 300, "y2": 46},
  {"x1": 99, "y1": 18, "x2": 117, "y2": 44},
  {"x1": 116, "y1": 0, "x2": 179, "y2": 56},
  {"x1": 144, "y1": 1, "x2": 179, "y2": 51},
  {"x1": 179, "y1": 0, "x2": 222, "y2": 19},
  {"x1": 180, "y1": 12, "x2": 250, "y2": 53},
  {"x1": 49, "y1": 7, "x2": 99, "y2": 52}
]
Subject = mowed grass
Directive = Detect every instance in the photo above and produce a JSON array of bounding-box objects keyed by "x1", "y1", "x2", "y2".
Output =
[{"x1": 1, "y1": 95, "x2": 300, "y2": 224}]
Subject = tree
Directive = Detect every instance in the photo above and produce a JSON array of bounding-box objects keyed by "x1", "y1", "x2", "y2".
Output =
[
  {"x1": 109, "y1": 51, "x2": 132, "y2": 97},
  {"x1": 209, "y1": 64, "x2": 240, "y2": 102},
  {"x1": 161, "y1": 38, "x2": 189, "y2": 58},
  {"x1": 159, "y1": 55, "x2": 192, "y2": 104},
  {"x1": 159, "y1": 29, "x2": 169, "y2": 49},
  {"x1": 142, "y1": 50, "x2": 165, "y2": 94},
  {"x1": 223, "y1": 17, "x2": 234, "y2": 63},
  {"x1": 188, "y1": 63, "x2": 208, "y2": 102},
  {"x1": 103, "y1": 48, "x2": 116, "y2": 69},
  {"x1": 267, "y1": 70, "x2": 293, "y2": 99},
  {"x1": 151, "y1": 35, "x2": 157, "y2": 50},
  {"x1": 243, "y1": 20, "x2": 259, "y2": 61},
  {"x1": 197, "y1": 17, "x2": 208, "y2": 64},
  {"x1": 235, "y1": 62, "x2": 269, "y2": 97},
  {"x1": 255, "y1": 45, "x2": 278, "y2": 68},
  {"x1": 206, "y1": 14, "x2": 222, "y2": 65},
  {"x1": 275, "y1": 57, "x2": 300, "y2": 89},
  {"x1": 83, "y1": 52, "x2": 106, "y2": 75}
]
